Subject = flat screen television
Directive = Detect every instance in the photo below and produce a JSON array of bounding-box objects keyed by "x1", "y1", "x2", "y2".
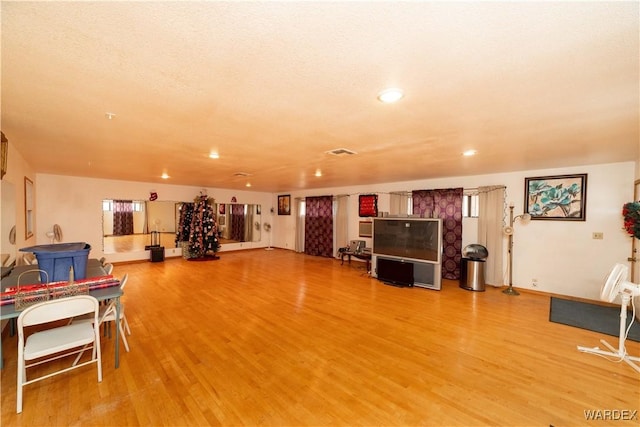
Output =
[
  {"x1": 372, "y1": 218, "x2": 442, "y2": 264},
  {"x1": 376, "y1": 257, "x2": 414, "y2": 287}
]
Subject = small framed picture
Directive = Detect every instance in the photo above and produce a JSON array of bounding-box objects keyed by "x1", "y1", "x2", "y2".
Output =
[
  {"x1": 525, "y1": 173, "x2": 587, "y2": 221},
  {"x1": 278, "y1": 195, "x2": 291, "y2": 215}
]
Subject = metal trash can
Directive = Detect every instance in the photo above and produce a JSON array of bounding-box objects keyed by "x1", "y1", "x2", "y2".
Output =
[{"x1": 460, "y1": 244, "x2": 488, "y2": 291}]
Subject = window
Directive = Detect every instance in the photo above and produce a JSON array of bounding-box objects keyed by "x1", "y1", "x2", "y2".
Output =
[
  {"x1": 463, "y1": 194, "x2": 479, "y2": 218},
  {"x1": 103, "y1": 200, "x2": 143, "y2": 212}
]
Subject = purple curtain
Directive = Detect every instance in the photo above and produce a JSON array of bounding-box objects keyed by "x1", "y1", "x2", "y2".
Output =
[
  {"x1": 304, "y1": 196, "x2": 333, "y2": 257},
  {"x1": 113, "y1": 200, "x2": 134, "y2": 236},
  {"x1": 230, "y1": 204, "x2": 245, "y2": 241},
  {"x1": 412, "y1": 188, "x2": 463, "y2": 280}
]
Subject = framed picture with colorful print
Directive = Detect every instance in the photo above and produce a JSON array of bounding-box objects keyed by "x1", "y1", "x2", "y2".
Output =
[
  {"x1": 525, "y1": 173, "x2": 587, "y2": 221},
  {"x1": 359, "y1": 194, "x2": 378, "y2": 217},
  {"x1": 278, "y1": 195, "x2": 291, "y2": 215}
]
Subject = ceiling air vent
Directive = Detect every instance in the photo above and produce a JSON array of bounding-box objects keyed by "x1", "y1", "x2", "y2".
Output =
[
  {"x1": 233, "y1": 172, "x2": 251, "y2": 177},
  {"x1": 326, "y1": 148, "x2": 357, "y2": 157}
]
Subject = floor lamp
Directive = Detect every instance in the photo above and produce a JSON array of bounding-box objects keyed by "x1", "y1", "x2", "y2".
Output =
[{"x1": 503, "y1": 205, "x2": 531, "y2": 296}]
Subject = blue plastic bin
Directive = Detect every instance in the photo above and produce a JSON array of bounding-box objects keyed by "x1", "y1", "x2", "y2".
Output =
[{"x1": 20, "y1": 242, "x2": 91, "y2": 281}]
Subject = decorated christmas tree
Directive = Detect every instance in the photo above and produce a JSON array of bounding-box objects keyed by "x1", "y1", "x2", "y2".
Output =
[
  {"x1": 175, "y1": 202, "x2": 194, "y2": 246},
  {"x1": 176, "y1": 194, "x2": 220, "y2": 259}
]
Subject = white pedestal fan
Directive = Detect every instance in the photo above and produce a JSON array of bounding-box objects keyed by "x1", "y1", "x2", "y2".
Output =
[
  {"x1": 577, "y1": 263, "x2": 640, "y2": 373},
  {"x1": 45, "y1": 224, "x2": 63, "y2": 243},
  {"x1": 263, "y1": 222, "x2": 274, "y2": 250}
]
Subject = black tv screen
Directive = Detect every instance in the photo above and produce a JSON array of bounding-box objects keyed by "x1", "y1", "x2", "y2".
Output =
[{"x1": 373, "y1": 218, "x2": 442, "y2": 263}]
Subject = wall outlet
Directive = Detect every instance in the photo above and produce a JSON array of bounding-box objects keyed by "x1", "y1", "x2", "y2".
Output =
[
  {"x1": 592, "y1": 232, "x2": 604, "y2": 240},
  {"x1": 531, "y1": 278, "x2": 538, "y2": 287}
]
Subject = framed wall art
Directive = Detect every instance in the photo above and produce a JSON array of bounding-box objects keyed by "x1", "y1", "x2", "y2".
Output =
[
  {"x1": 525, "y1": 173, "x2": 587, "y2": 221},
  {"x1": 278, "y1": 194, "x2": 291, "y2": 215},
  {"x1": 24, "y1": 176, "x2": 34, "y2": 238},
  {"x1": 1, "y1": 131, "x2": 8, "y2": 180},
  {"x1": 358, "y1": 194, "x2": 378, "y2": 217}
]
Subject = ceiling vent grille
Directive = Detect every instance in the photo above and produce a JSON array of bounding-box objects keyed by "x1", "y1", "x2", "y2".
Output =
[
  {"x1": 326, "y1": 148, "x2": 357, "y2": 156},
  {"x1": 233, "y1": 172, "x2": 251, "y2": 177}
]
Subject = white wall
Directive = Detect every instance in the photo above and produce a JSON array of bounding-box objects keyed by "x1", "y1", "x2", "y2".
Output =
[
  {"x1": 34, "y1": 174, "x2": 273, "y2": 263},
  {"x1": 2, "y1": 140, "x2": 37, "y2": 265},
  {"x1": 274, "y1": 162, "x2": 634, "y2": 301}
]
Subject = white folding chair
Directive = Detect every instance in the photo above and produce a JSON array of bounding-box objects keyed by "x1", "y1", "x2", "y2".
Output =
[
  {"x1": 17, "y1": 295, "x2": 102, "y2": 413},
  {"x1": 104, "y1": 263, "x2": 114, "y2": 275},
  {"x1": 22, "y1": 253, "x2": 37, "y2": 265},
  {"x1": 73, "y1": 274, "x2": 130, "y2": 365}
]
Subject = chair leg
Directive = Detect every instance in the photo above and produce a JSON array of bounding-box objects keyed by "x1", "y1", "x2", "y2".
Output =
[
  {"x1": 95, "y1": 333, "x2": 103, "y2": 383},
  {"x1": 123, "y1": 315, "x2": 131, "y2": 335},
  {"x1": 17, "y1": 356, "x2": 25, "y2": 413},
  {"x1": 119, "y1": 321, "x2": 130, "y2": 352},
  {"x1": 72, "y1": 343, "x2": 90, "y2": 367}
]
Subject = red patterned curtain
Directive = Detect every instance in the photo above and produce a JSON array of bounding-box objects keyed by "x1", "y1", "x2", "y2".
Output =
[
  {"x1": 412, "y1": 188, "x2": 463, "y2": 280},
  {"x1": 113, "y1": 200, "x2": 134, "y2": 236},
  {"x1": 230, "y1": 204, "x2": 245, "y2": 241},
  {"x1": 304, "y1": 196, "x2": 333, "y2": 257}
]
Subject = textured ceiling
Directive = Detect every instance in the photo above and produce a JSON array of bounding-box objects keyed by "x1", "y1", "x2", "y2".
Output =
[{"x1": 1, "y1": 1, "x2": 638, "y2": 192}]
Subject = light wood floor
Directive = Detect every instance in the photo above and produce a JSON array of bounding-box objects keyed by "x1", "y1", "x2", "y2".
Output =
[{"x1": 2, "y1": 249, "x2": 639, "y2": 426}]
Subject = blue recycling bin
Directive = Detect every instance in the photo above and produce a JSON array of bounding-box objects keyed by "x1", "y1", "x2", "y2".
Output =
[{"x1": 20, "y1": 242, "x2": 91, "y2": 281}]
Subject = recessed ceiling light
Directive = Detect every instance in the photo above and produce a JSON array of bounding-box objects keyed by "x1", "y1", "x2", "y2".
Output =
[
  {"x1": 315, "y1": 169, "x2": 322, "y2": 177},
  {"x1": 462, "y1": 150, "x2": 478, "y2": 157},
  {"x1": 377, "y1": 88, "x2": 404, "y2": 103},
  {"x1": 161, "y1": 173, "x2": 170, "y2": 179},
  {"x1": 245, "y1": 182, "x2": 251, "y2": 187},
  {"x1": 209, "y1": 152, "x2": 219, "y2": 159},
  {"x1": 105, "y1": 112, "x2": 116, "y2": 120}
]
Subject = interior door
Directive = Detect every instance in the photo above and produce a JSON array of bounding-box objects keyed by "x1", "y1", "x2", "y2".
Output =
[{"x1": 631, "y1": 180, "x2": 640, "y2": 281}]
